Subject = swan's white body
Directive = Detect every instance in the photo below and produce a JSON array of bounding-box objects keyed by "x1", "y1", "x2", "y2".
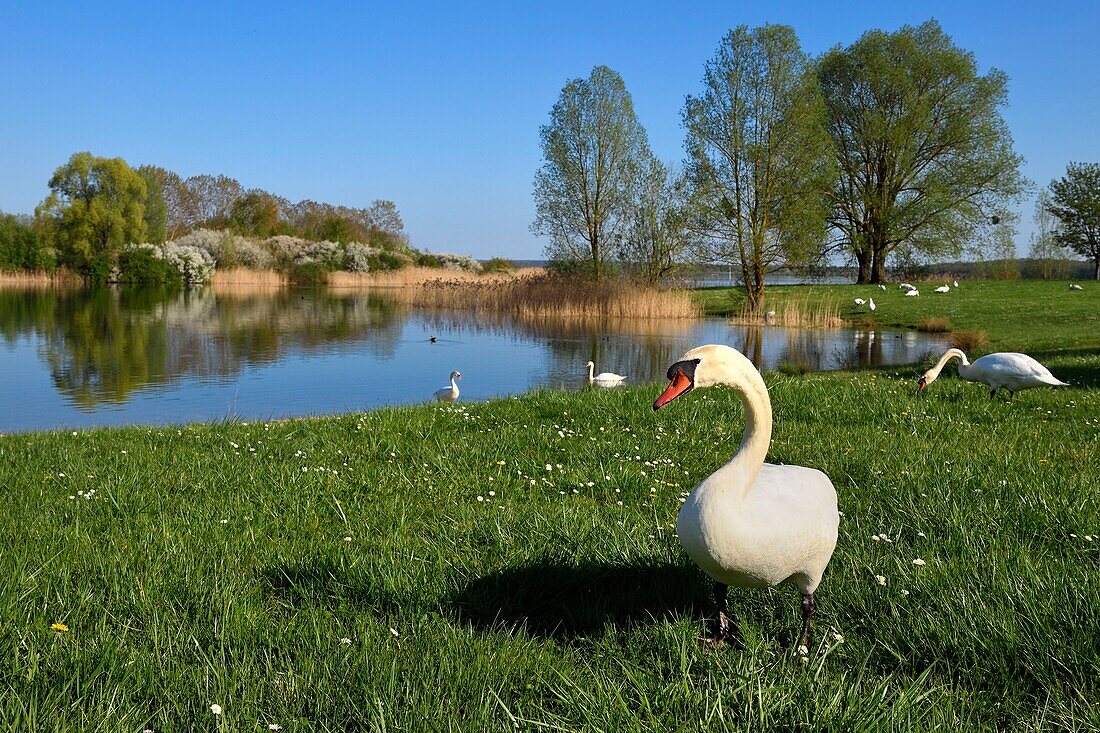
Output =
[
  {"x1": 655, "y1": 345, "x2": 839, "y2": 645},
  {"x1": 953, "y1": 280, "x2": 959, "y2": 288},
  {"x1": 585, "y1": 361, "x2": 626, "y2": 386},
  {"x1": 868, "y1": 298, "x2": 876, "y2": 311},
  {"x1": 905, "y1": 289, "x2": 919, "y2": 296},
  {"x1": 434, "y1": 371, "x2": 461, "y2": 402},
  {"x1": 879, "y1": 284, "x2": 886, "y2": 291},
  {"x1": 935, "y1": 285, "x2": 951, "y2": 293},
  {"x1": 854, "y1": 298, "x2": 865, "y2": 305},
  {"x1": 900, "y1": 283, "x2": 915, "y2": 290},
  {"x1": 1069, "y1": 284, "x2": 1083, "y2": 291},
  {"x1": 919, "y1": 349, "x2": 1068, "y2": 396}
]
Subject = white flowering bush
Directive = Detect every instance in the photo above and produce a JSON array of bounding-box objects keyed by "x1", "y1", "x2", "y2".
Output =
[
  {"x1": 161, "y1": 242, "x2": 215, "y2": 285},
  {"x1": 294, "y1": 240, "x2": 344, "y2": 270},
  {"x1": 266, "y1": 235, "x2": 309, "y2": 265},
  {"x1": 343, "y1": 242, "x2": 379, "y2": 272},
  {"x1": 169, "y1": 229, "x2": 229, "y2": 262},
  {"x1": 234, "y1": 240, "x2": 276, "y2": 269},
  {"x1": 429, "y1": 251, "x2": 483, "y2": 273}
]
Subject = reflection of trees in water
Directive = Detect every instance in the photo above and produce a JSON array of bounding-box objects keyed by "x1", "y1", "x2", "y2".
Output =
[
  {"x1": 0, "y1": 287, "x2": 406, "y2": 406},
  {"x1": 415, "y1": 308, "x2": 700, "y2": 387}
]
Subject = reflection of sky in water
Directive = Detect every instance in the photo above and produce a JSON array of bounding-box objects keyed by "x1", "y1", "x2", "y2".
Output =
[{"x1": 0, "y1": 289, "x2": 949, "y2": 433}]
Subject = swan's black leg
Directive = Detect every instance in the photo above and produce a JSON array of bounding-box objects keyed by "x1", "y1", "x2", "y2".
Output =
[
  {"x1": 1007, "y1": 389, "x2": 1014, "y2": 401},
  {"x1": 711, "y1": 582, "x2": 730, "y2": 645},
  {"x1": 990, "y1": 387, "x2": 998, "y2": 399},
  {"x1": 798, "y1": 593, "x2": 815, "y2": 649}
]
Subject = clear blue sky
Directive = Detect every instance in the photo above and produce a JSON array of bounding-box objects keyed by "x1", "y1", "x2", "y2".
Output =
[{"x1": 2, "y1": 1, "x2": 1098, "y2": 259}]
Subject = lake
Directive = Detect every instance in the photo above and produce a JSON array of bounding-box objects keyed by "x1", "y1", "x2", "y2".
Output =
[{"x1": 0, "y1": 286, "x2": 949, "y2": 433}]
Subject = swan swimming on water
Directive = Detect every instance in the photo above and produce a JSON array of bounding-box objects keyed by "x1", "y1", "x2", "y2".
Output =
[{"x1": 653, "y1": 345, "x2": 839, "y2": 647}]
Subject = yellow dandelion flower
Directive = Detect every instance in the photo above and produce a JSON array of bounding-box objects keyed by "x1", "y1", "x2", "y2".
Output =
[{"x1": 51, "y1": 623, "x2": 69, "y2": 632}]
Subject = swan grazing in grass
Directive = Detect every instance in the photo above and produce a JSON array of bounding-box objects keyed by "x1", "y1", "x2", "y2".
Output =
[
  {"x1": 434, "y1": 370, "x2": 461, "y2": 402},
  {"x1": 1069, "y1": 284, "x2": 1084, "y2": 290},
  {"x1": 854, "y1": 298, "x2": 865, "y2": 305},
  {"x1": 905, "y1": 289, "x2": 920, "y2": 297},
  {"x1": 918, "y1": 349, "x2": 1068, "y2": 398},
  {"x1": 585, "y1": 361, "x2": 626, "y2": 386},
  {"x1": 653, "y1": 345, "x2": 839, "y2": 648},
  {"x1": 935, "y1": 285, "x2": 951, "y2": 293}
]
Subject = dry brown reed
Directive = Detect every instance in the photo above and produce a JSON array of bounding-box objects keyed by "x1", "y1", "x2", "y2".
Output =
[
  {"x1": 731, "y1": 295, "x2": 842, "y2": 328},
  {"x1": 374, "y1": 273, "x2": 700, "y2": 320},
  {"x1": 951, "y1": 329, "x2": 989, "y2": 352},
  {"x1": 0, "y1": 269, "x2": 82, "y2": 288},
  {"x1": 210, "y1": 268, "x2": 288, "y2": 287},
  {"x1": 916, "y1": 317, "x2": 954, "y2": 333},
  {"x1": 326, "y1": 267, "x2": 542, "y2": 289}
]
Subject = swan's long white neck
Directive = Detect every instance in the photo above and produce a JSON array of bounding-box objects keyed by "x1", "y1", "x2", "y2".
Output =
[
  {"x1": 929, "y1": 348, "x2": 970, "y2": 379},
  {"x1": 705, "y1": 365, "x2": 772, "y2": 502},
  {"x1": 450, "y1": 375, "x2": 460, "y2": 391},
  {"x1": 587, "y1": 363, "x2": 595, "y2": 380}
]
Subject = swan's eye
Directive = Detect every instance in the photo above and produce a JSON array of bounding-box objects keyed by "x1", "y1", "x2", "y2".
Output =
[{"x1": 666, "y1": 358, "x2": 700, "y2": 382}]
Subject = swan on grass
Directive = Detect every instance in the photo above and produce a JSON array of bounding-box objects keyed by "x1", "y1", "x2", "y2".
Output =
[
  {"x1": 585, "y1": 361, "x2": 626, "y2": 387},
  {"x1": 918, "y1": 349, "x2": 1068, "y2": 398},
  {"x1": 653, "y1": 345, "x2": 839, "y2": 648},
  {"x1": 434, "y1": 370, "x2": 461, "y2": 402},
  {"x1": 854, "y1": 298, "x2": 865, "y2": 305},
  {"x1": 1069, "y1": 284, "x2": 1083, "y2": 291},
  {"x1": 868, "y1": 297, "x2": 876, "y2": 311},
  {"x1": 905, "y1": 289, "x2": 920, "y2": 296},
  {"x1": 935, "y1": 285, "x2": 951, "y2": 293}
]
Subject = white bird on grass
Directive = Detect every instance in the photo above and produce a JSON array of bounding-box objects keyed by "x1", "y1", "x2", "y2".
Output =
[
  {"x1": 585, "y1": 361, "x2": 626, "y2": 387},
  {"x1": 918, "y1": 349, "x2": 1068, "y2": 399},
  {"x1": 653, "y1": 345, "x2": 839, "y2": 648},
  {"x1": 905, "y1": 289, "x2": 920, "y2": 297},
  {"x1": 434, "y1": 370, "x2": 461, "y2": 402},
  {"x1": 854, "y1": 298, "x2": 865, "y2": 305},
  {"x1": 953, "y1": 280, "x2": 959, "y2": 288},
  {"x1": 1069, "y1": 284, "x2": 1083, "y2": 291},
  {"x1": 935, "y1": 285, "x2": 951, "y2": 293},
  {"x1": 878, "y1": 284, "x2": 887, "y2": 291},
  {"x1": 900, "y1": 283, "x2": 915, "y2": 290},
  {"x1": 868, "y1": 297, "x2": 876, "y2": 311}
]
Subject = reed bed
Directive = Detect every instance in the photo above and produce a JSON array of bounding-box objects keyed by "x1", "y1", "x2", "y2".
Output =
[
  {"x1": 732, "y1": 294, "x2": 842, "y2": 328},
  {"x1": 0, "y1": 269, "x2": 82, "y2": 288},
  {"x1": 950, "y1": 329, "x2": 990, "y2": 352},
  {"x1": 326, "y1": 266, "x2": 541, "y2": 288},
  {"x1": 210, "y1": 268, "x2": 288, "y2": 287},
  {"x1": 916, "y1": 317, "x2": 954, "y2": 333},
  {"x1": 375, "y1": 273, "x2": 700, "y2": 320}
]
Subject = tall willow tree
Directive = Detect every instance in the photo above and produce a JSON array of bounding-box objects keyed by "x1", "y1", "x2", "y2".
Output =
[
  {"x1": 532, "y1": 66, "x2": 651, "y2": 282},
  {"x1": 1048, "y1": 163, "x2": 1100, "y2": 280},
  {"x1": 818, "y1": 20, "x2": 1026, "y2": 283},
  {"x1": 683, "y1": 25, "x2": 833, "y2": 311}
]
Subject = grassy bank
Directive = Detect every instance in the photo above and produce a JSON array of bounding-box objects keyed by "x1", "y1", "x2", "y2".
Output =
[
  {"x1": 1, "y1": 375, "x2": 1097, "y2": 730},
  {"x1": 695, "y1": 281, "x2": 1100, "y2": 354}
]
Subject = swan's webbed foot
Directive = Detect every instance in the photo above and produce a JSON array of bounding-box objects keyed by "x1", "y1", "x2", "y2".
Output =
[{"x1": 798, "y1": 593, "x2": 815, "y2": 650}]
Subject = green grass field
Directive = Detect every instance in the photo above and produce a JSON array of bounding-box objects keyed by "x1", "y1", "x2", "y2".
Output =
[
  {"x1": 2, "y1": 370, "x2": 1098, "y2": 730},
  {"x1": 694, "y1": 280, "x2": 1100, "y2": 355}
]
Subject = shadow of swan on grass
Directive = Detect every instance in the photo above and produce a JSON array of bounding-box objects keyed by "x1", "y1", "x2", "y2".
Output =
[{"x1": 449, "y1": 558, "x2": 710, "y2": 641}]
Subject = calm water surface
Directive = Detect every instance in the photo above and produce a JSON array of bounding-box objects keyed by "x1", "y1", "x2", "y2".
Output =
[{"x1": 0, "y1": 286, "x2": 948, "y2": 433}]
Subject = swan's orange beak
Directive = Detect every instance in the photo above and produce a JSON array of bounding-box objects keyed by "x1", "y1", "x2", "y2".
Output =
[
  {"x1": 654, "y1": 369, "x2": 693, "y2": 411},
  {"x1": 916, "y1": 376, "x2": 927, "y2": 393}
]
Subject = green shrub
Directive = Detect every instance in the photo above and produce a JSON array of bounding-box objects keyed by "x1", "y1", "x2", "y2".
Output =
[
  {"x1": 288, "y1": 262, "x2": 329, "y2": 285},
  {"x1": 116, "y1": 246, "x2": 182, "y2": 286},
  {"x1": 417, "y1": 253, "x2": 443, "y2": 268},
  {"x1": 481, "y1": 257, "x2": 515, "y2": 274},
  {"x1": 0, "y1": 214, "x2": 55, "y2": 271},
  {"x1": 369, "y1": 251, "x2": 409, "y2": 271}
]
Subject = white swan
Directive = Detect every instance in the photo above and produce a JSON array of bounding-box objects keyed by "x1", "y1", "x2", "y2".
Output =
[
  {"x1": 953, "y1": 280, "x2": 959, "y2": 288},
  {"x1": 905, "y1": 289, "x2": 919, "y2": 296},
  {"x1": 918, "y1": 349, "x2": 1068, "y2": 398},
  {"x1": 900, "y1": 283, "x2": 915, "y2": 290},
  {"x1": 585, "y1": 361, "x2": 626, "y2": 386},
  {"x1": 434, "y1": 370, "x2": 461, "y2": 402},
  {"x1": 653, "y1": 345, "x2": 839, "y2": 647},
  {"x1": 868, "y1": 297, "x2": 876, "y2": 311},
  {"x1": 879, "y1": 284, "x2": 887, "y2": 291},
  {"x1": 854, "y1": 298, "x2": 865, "y2": 305},
  {"x1": 934, "y1": 285, "x2": 950, "y2": 293},
  {"x1": 1069, "y1": 284, "x2": 1083, "y2": 291}
]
